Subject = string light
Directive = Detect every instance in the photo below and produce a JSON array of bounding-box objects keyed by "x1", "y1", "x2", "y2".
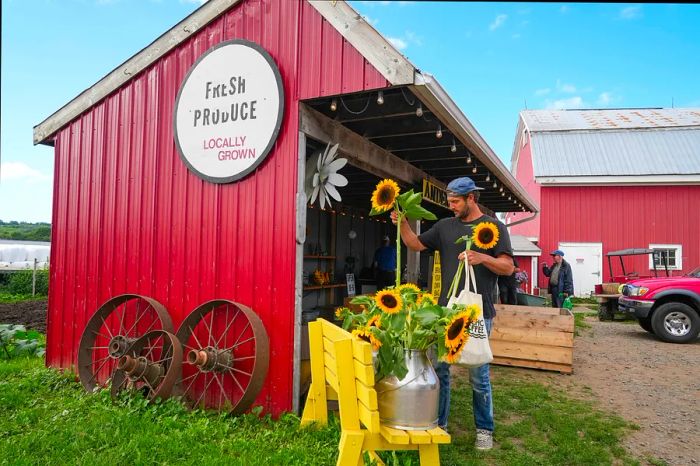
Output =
[
  {"x1": 485, "y1": 173, "x2": 491, "y2": 182},
  {"x1": 436, "y1": 124, "x2": 443, "y2": 139},
  {"x1": 330, "y1": 99, "x2": 337, "y2": 112},
  {"x1": 493, "y1": 181, "x2": 497, "y2": 188},
  {"x1": 466, "y1": 155, "x2": 472, "y2": 164},
  {"x1": 501, "y1": 191, "x2": 506, "y2": 197},
  {"x1": 377, "y1": 90, "x2": 384, "y2": 105},
  {"x1": 451, "y1": 138, "x2": 457, "y2": 153},
  {"x1": 472, "y1": 164, "x2": 477, "y2": 174},
  {"x1": 416, "y1": 103, "x2": 423, "y2": 117},
  {"x1": 499, "y1": 186, "x2": 504, "y2": 192},
  {"x1": 508, "y1": 195, "x2": 512, "y2": 200}
]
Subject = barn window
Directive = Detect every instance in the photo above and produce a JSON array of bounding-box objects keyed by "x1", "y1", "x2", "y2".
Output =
[{"x1": 648, "y1": 244, "x2": 683, "y2": 270}]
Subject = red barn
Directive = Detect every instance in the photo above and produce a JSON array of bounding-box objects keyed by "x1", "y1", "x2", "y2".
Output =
[
  {"x1": 505, "y1": 108, "x2": 700, "y2": 296},
  {"x1": 34, "y1": 0, "x2": 537, "y2": 416}
]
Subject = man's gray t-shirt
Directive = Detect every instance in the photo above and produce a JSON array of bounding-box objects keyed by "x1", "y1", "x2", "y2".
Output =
[{"x1": 418, "y1": 214, "x2": 513, "y2": 319}]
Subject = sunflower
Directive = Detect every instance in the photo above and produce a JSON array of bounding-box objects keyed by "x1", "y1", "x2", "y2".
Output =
[
  {"x1": 352, "y1": 327, "x2": 381, "y2": 351},
  {"x1": 472, "y1": 222, "x2": 500, "y2": 249},
  {"x1": 374, "y1": 289, "x2": 403, "y2": 314},
  {"x1": 445, "y1": 310, "x2": 470, "y2": 350},
  {"x1": 335, "y1": 307, "x2": 349, "y2": 319},
  {"x1": 418, "y1": 292, "x2": 437, "y2": 306},
  {"x1": 367, "y1": 314, "x2": 381, "y2": 329},
  {"x1": 443, "y1": 336, "x2": 467, "y2": 363},
  {"x1": 399, "y1": 283, "x2": 421, "y2": 295},
  {"x1": 371, "y1": 179, "x2": 400, "y2": 213}
]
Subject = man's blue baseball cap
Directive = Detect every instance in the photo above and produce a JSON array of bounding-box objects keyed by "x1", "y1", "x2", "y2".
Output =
[
  {"x1": 550, "y1": 249, "x2": 565, "y2": 257},
  {"x1": 446, "y1": 177, "x2": 485, "y2": 196}
]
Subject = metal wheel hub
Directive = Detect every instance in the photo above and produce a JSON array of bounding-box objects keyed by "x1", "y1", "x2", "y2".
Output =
[
  {"x1": 118, "y1": 355, "x2": 165, "y2": 386},
  {"x1": 664, "y1": 312, "x2": 691, "y2": 336},
  {"x1": 187, "y1": 346, "x2": 233, "y2": 373},
  {"x1": 108, "y1": 335, "x2": 137, "y2": 358}
]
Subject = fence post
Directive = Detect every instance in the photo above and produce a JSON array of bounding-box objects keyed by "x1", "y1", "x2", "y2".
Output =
[{"x1": 32, "y1": 258, "x2": 38, "y2": 296}]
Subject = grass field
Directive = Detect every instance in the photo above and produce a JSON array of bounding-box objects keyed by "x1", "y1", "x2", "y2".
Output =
[{"x1": 0, "y1": 356, "x2": 644, "y2": 465}]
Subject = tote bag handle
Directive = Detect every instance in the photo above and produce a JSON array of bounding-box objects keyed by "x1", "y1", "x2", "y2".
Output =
[{"x1": 447, "y1": 259, "x2": 478, "y2": 301}]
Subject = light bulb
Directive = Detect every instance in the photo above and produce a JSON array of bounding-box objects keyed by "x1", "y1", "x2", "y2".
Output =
[
  {"x1": 493, "y1": 181, "x2": 497, "y2": 188},
  {"x1": 466, "y1": 155, "x2": 472, "y2": 164},
  {"x1": 330, "y1": 98, "x2": 337, "y2": 112},
  {"x1": 508, "y1": 195, "x2": 512, "y2": 200},
  {"x1": 513, "y1": 199, "x2": 518, "y2": 204},
  {"x1": 416, "y1": 103, "x2": 423, "y2": 117},
  {"x1": 472, "y1": 166, "x2": 477, "y2": 174},
  {"x1": 486, "y1": 173, "x2": 491, "y2": 182},
  {"x1": 451, "y1": 138, "x2": 457, "y2": 153},
  {"x1": 436, "y1": 124, "x2": 443, "y2": 139},
  {"x1": 501, "y1": 191, "x2": 506, "y2": 197},
  {"x1": 499, "y1": 186, "x2": 504, "y2": 192},
  {"x1": 377, "y1": 90, "x2": 384, "y2": 105}
]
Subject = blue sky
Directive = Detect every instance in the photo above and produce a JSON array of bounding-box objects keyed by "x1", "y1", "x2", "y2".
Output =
[{"x1": 2, "y1": 1, "x2": 699, "y2": 222}]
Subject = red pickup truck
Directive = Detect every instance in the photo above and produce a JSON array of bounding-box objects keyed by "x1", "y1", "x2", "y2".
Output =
[{"x1": 618, "y1": 266, "x2": 700, "y2": 343}]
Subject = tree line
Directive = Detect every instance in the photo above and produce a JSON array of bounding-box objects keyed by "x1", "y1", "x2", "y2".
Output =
[{"x1": 0, "y1": 221, "x2": 51, "y2": 242}]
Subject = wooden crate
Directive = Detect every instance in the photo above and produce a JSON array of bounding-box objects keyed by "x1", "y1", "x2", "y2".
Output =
[{"x1": 491, "y1": 304, "x2": 574, "y2": 373}]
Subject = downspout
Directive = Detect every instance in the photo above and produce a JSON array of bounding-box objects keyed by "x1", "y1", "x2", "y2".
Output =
[{"x1": 506, "y1": 210, "x2": 539, "y2": 228}]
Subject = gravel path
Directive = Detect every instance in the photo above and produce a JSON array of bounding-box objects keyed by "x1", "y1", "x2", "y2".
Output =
[{"x1": 558, "y1": 316, "x2": 699, "y2": 465}]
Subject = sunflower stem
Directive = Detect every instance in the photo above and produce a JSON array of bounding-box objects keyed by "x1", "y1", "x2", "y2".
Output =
[{"x1": 395, "y1": 207, "x2": 404, "y2": 288}]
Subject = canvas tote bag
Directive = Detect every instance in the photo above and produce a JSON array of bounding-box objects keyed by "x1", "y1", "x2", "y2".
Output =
[{"x1": 446, "y1": 261, "x2": 493, "y2": 367}]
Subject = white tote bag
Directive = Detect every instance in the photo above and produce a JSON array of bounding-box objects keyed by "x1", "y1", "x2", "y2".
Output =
[{"x1": 447, "y1": 262, "x2": 493, "y2": 367}]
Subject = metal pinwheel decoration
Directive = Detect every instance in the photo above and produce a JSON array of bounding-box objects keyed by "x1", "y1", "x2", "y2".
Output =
[{"x1": 305, "y1": 142, "x2": 348, "y2": 209}]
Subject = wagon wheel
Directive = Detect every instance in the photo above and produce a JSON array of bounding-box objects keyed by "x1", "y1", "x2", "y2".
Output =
[
  {"x1": 176, "y1": 300, "x2": 269, "y2": 414},
  {"x1": 78, "y1": 294, "x2": 174, "y2": 393},
  {"x1": 110, "y1": 330, "x2": 182, "y2": 401}
]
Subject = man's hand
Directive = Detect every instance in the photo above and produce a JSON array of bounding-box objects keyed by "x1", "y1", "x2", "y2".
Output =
[
  {"x1": 458, "y1": 250, "x2": 490, "y2": 265},
  {"x1": 390, "y1": 211, "x2": 400, "y2": 225}
]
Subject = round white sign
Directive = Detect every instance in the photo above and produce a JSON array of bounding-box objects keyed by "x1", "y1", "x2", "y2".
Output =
[{"x1": 174, "y1": 40, "x2": 284, "y2": 183}]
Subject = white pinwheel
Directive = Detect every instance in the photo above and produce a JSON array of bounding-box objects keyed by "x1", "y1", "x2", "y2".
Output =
[{"x1": 305, "y1": 143, "x2": 348, "y2": 209}]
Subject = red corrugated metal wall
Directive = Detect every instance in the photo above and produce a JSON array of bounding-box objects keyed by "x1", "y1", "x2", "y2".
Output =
[
  {"x1": 46, "y1": 0, "x2": 389, "y2": 415},
  {"x1": 536, "y1": 185, "x2": 700, "y2": 289}
]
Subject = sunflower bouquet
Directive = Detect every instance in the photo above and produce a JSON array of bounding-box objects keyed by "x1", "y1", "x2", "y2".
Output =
[{"x1": 335, "y1": 178, "x2": 482, "y2": 380}]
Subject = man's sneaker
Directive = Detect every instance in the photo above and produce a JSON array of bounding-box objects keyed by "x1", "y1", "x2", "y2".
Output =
[{"x1": 475, "y1": 429, "x2": 493, "y2": 450}]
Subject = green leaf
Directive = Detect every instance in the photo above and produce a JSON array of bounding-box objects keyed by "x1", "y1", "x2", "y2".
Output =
[
  {"x1": 404, "y1": 205, "x2": 437, "y2": 221},
  {"x1": 396, "y1": 190, "x2": 414, "y2": 205}
]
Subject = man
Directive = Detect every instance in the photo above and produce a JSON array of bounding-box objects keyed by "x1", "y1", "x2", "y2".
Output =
[
  {"x1": 373, "y1": 235, "x2": 396, "y2": 291},
  {"x1": 542, "y1": 250, "x2": 574, "y2": 308},
  {"x1": 498, "y1": 258, "x2": 519, "y2": 305},
  {"x1": 391, "y1": 176, "x2": 514, "y2": 451}
]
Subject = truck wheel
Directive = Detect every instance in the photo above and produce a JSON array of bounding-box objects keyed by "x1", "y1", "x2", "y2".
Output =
[
  {"x1": 598, "y1": 304, "x2": 614, "y2": 321},
  {"x1": 637, "y1": 317, "x2": 654, "y2": 333},
  {"x1": 650, "y1": 302, "x2": 700, "y2": 343}
]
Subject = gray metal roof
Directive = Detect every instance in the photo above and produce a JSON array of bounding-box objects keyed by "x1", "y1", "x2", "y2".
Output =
[
  {"x1": 510, "y1": 235, "x2": 541, "y2": 256},
  {"x1": 522, "y1": 108, "x2": 700, "y2": 132},
  {"x1": 530, "y1": 127, "x2": 700, "y2": 177}
]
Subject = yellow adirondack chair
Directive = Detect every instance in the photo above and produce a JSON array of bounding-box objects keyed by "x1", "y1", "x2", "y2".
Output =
[{"x1": 301, "y1": 318, "x2": 450, "y2": 466}]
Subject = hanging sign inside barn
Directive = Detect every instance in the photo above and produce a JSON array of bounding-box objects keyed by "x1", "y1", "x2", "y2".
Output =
[{"x1": 174, "y1": 39, "x2": 284, "y2": 183}]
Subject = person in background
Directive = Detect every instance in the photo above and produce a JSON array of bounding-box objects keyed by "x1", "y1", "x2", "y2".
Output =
[
  {"x1": 542, "y1": 249, "x2": 574, "y2": 307},
  {"x1": 498, "y1": 258, "x2": 519, "y2": 305},
  {"x1": 391, "y1": 176, "x2": 514, "y2": 451},
  {"x1": 373, "y1": 235, "x2": 396, "y2": 291},
  {"x1": 514, "y1": 265, "x2": 529, "y2": 292}
]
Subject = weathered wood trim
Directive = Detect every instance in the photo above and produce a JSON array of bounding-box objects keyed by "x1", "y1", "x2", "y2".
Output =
[
  {"x1": 308, "y1": 1, "x2": 415, "y2": 86},
  {"x1": 33, "y1": 0, "x2": 244, "y2": 145},
  {"x1": 299, "y1": 104, "x2": 435, "y2": 187}
]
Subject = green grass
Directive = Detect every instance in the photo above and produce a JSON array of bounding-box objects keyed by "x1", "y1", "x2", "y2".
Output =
[
  {"x1": 0, "y1": 358, "x2": 643, "y2": 465},
  {"x1": 0, "y1": 293, "x2": 46, "y2": 303},
  {"x1": 573, "y1": 310, "x2": 596, "y2": 335}
]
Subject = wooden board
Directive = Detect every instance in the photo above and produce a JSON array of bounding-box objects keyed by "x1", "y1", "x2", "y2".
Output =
[{"x1": 491, "y1": 305, "x2": 574, "y2": 373}]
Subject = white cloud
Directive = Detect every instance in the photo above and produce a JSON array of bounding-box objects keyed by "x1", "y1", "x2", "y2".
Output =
[
  {"x1": 535, "y1": 88, "x2": 551, "y2": 96},
  {"x1": 387, "y1": 37, "x2": 407, "y2": 50},
  {"x1": 620, "y1": 6, "x2": 642, "y2": 20},
  {"x1": 1, "y1": 162, "x2": 51, "y2": 183},
  {"x1": 556, "y1": 80, "x2": 577, "y2": 93},
  {"x1": 489, "y1": 14, "x2": 507, "y2": 31},
  {"x1": 546, "y1": 96, "x2": 585, "y2": 110}
]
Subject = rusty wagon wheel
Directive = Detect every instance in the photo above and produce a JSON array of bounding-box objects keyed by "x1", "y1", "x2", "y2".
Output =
[
  {"x1": 78, "y1": 294, "x2": 174, "y2": 393},
  {"x1": 110, "y1": 330, "x2": 182, "y2": 401},
  {"x1": 176, "y1": 300, "x2": 269, "y2": 414}
]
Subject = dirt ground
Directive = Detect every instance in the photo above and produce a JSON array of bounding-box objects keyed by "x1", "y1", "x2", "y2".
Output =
[
  {"x1": 0, "y1": 299, "x2": 47, "y2": 333},
  {"x1": 536, "y1": 315, "x2": 699, "y2": 466},
  {"x1": 0, "y1": 303, "x2": 697, "y2": 464}
]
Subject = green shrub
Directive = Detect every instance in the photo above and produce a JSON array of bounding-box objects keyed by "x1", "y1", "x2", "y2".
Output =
[
  {"x1": 1, "y1": 270, "x2": 49, "y2": 296},
  {"x1": 0, "y1": 324, "x2": 46, "y2": 359}
]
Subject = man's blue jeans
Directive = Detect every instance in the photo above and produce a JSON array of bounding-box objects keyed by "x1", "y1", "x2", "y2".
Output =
[{"x1": 435, "y1": 318, "x2": 494, "y2": 432}]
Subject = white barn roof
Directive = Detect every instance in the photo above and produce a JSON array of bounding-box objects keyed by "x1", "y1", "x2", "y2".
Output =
[{"x1": 516, "y1": 108, "x2": 700, "y2": 183}]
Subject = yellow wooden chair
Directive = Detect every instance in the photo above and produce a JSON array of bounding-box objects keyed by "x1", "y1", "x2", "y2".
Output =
[{"x1": 301, "y1": 318, "x2": 450, "y2": 466}]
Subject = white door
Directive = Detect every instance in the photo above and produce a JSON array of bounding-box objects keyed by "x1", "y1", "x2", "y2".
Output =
[{"x1": 558, "y1": 242, "x2": 602, "y2": 297}]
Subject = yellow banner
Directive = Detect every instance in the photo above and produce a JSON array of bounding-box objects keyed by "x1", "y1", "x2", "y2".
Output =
[
  {"x1": 432, "y1": 251, "x2": 441, "y2": 298},
  {"x1": 422, "y1": 179, "x2": 448, "y2": 209}
]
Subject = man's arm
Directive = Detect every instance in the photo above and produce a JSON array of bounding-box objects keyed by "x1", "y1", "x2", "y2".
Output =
[
  {"x1": 542, "y1": 263, "x2": 552, "y2": 277},
  {"x1": 464, "y1": 251, "x2": 514, "y2": 276},
  {"x1": 391, "y1": 212, "x2": 427, "y2": 252},
  {"x1": 563, "y1": 264, "x2": 575, "y2": 295}
]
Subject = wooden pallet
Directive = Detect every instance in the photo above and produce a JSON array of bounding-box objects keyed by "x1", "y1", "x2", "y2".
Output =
[{"x1": 491, "y1": 304, "x2": 575, "y2": 374}]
